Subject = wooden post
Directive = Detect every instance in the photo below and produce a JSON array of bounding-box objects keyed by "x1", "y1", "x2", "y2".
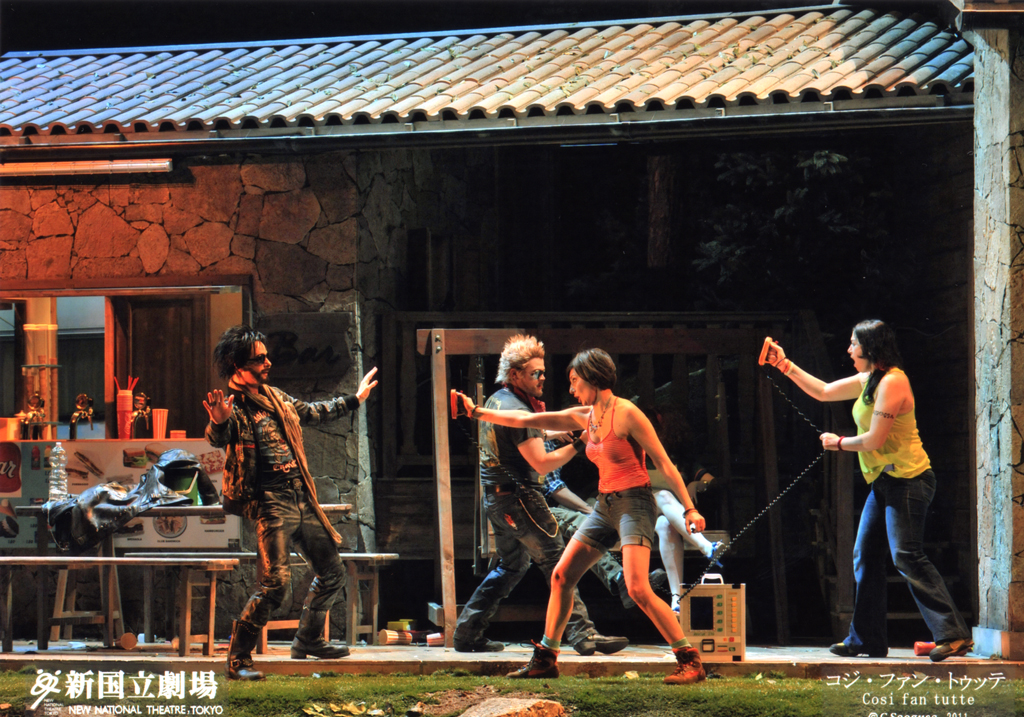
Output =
[
  {"x1": 428, "y1": 329, "x2": 458, "y2": 647},
  {"x1": 757, "y1": 370, "x2": 790, "y2": 645},
  {"x1": 647, "y1": 155, "x2": 675, "y2": 268}
]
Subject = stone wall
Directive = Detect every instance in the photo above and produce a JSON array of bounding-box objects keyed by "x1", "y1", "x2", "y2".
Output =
[
  {"x1": 968, "y1": 26, "x2": 1024, "y2": 659},
  {"x1": 0, "y1": 145, "x2": 492, "y2": 640}
]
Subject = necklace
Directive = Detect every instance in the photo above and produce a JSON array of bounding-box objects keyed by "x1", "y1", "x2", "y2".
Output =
[{"x1": 588, "y1": 395, "x2": 614, "y2": 436}]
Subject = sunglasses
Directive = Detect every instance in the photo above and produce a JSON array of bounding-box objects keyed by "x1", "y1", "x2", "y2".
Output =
[
  {"x1": 526, "y1": 369, "x2": 545, "y2": 380},
  {"x1": 246, "y1": 354, "x2": 270, "y2": 366}
]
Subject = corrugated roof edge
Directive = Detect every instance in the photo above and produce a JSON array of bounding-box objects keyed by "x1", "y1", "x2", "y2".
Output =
[{"x1": 1, "y1": 4, "x2": 848, "y2": 58}]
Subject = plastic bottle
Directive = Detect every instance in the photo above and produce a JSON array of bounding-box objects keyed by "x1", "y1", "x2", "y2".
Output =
[{"x1": 48, "y1": 442, "x2": 68, "y2": 502}]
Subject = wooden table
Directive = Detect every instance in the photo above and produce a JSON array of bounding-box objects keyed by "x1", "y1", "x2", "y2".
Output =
[{"x1": 13, "y1": 503, "x2": 353, "y2": 650}]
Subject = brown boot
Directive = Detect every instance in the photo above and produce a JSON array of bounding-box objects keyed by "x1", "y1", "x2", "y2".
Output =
[
  {"x1": 664, "y1": 646, "x2": 706, "y2": 685},
  {"x1": 507, "y1": 641, "x2": 559, "y2": 679}
]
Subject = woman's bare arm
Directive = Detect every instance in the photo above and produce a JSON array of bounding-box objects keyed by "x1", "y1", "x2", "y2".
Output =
[
  {"x1": 620, "y1": 402, "x2": 706, "y2": 534},
  {"x1": 456, "y1": 391, "x2": 588, "y2": 431}
]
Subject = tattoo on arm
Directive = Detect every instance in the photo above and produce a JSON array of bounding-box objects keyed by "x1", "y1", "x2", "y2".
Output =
[{"x1": 873, "y1": 409, "x2": 895, "y2": 420}]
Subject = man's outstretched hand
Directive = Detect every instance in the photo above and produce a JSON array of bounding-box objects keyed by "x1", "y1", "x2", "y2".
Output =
[
  {"x1": 357, "y1": 367, "x2": 379, "y2": 403},
  {"x1": 204, "y1": 390, "x2": 234, "y2": 424}
]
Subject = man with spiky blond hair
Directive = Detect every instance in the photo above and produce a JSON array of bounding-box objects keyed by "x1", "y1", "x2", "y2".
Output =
[{"x1": 453, "y1": 335, "x2": 628, "y2": 656}]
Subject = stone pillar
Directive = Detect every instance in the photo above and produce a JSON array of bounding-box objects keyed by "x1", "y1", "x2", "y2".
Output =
[{"x1": 969, "y1": 26, "x2": 1024, "y2": 659}]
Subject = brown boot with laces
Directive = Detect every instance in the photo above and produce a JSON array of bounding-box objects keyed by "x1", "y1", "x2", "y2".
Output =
[
  {"x1": 664, "y1": 646, "x2": 706, "y2": 685},
  {"x1": 507, "y1": 641, "x2": 559, "y2": 679}
]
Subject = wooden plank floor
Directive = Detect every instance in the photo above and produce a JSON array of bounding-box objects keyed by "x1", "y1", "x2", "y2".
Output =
[{"x1": 0, "y1": 641, "x2": 1017, "y2": 680}]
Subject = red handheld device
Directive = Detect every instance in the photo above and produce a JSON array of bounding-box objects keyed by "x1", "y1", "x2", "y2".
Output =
[
  {"x1": 913, "y1": 641, "x2": 936, "y2": 656},
  {"x1": 758, "y1": 337, "x2": 774, "y2": 366},
  {"x1": 450, "y1": 389, "x2": 461, "y2": 419}
]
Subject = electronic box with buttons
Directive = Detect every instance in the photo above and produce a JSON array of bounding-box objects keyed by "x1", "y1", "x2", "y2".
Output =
[{"x1": 676, "y1": 574, "x2": 745, "y2": 662}]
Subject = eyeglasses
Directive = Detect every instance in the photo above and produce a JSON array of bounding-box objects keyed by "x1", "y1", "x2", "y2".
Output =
[
  {"x1": 527, "y1": 369, "x2": 545, "y2": 380},
  {"x1": 246, "y1": 354, "x2": 270, "y2": 366}
]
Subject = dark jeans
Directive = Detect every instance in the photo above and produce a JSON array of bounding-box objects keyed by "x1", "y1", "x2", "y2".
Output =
[
  {"x1": 454, "y1": 486, "x2": 597, "y2": 647},
  {"x1": 238, "y1": 482, "x2": 344, "y2": 628},
  {"x1": 847, "y1": 470, "x2": 970, "y2": 652}
]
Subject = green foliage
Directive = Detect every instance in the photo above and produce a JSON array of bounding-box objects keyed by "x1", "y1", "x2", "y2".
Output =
[{"x1": 690, "y1": 148, "x2": 907, "y2": 321}]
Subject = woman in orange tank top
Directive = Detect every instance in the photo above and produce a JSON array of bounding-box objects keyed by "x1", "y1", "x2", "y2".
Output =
[{"x1": 456, "y1": 348, "x2": 709, "y2": 685}]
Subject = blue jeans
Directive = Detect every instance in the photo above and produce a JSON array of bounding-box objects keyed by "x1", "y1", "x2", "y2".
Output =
[
  {"x1": 453, "y1": 486, "x2": 596, "y2": 647},
  {"x1": 847, "y1": 470, "x2": 969, "y2": 652},
  {"x1": 574, "y1": 485, "x2": 656, "y2": 550}
]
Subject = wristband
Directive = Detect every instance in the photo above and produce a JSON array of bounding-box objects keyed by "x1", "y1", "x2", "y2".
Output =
[
  {"x1": 684, "y1": 508, "x2": 699, "y2": 516},
  {"x1": 837, "y1": 436, "x2": 844, "y2": 451},
  {"x1": 781, "y1": 358, "x2": 794, "y2": 376},
  {"x1": 572, "y1": 436, "x2": 587, "y2": 455},
  {"x1": 471, "y1": 405, "x2": 481, "y2": 419}
]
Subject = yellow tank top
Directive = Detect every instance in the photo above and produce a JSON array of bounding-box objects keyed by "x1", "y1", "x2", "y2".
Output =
[{"x1": 851, "y1": 367, "x2": 931, "y2": 484}]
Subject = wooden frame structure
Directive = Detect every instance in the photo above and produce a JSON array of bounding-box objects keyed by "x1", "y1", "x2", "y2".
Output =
[{"x1": 418, "y1": 324, "x2": 811, "y2": 647}]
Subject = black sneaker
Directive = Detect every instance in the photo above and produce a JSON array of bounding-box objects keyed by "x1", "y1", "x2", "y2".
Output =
[
  {"x1": 573, "y1": 632, "x2": 629, "y2": 656},
  {"x1": 648, "y1": 569, "x2": 672, "y2": 602},
  {"x1": 453, "y1": 638, "x2": 505, "y2": 653},
  {"x1": 829, "y1": 642, "x2": 887, "y2": 658}
]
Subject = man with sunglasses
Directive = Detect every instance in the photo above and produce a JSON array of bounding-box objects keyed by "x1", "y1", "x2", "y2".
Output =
[
  {"x1": 453, "y1": 334, "x2": 627, "y2": 656},
  {"x1": 204, "y1": 325, "x2": 378, "y2": 680}
]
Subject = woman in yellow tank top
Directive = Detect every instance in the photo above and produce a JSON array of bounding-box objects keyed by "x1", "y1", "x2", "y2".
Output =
[{"x1": 764, "y1": 319, "x2": 972, "y2": 662}]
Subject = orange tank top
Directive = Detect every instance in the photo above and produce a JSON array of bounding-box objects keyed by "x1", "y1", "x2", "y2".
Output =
[{"x1": 585, "y1": 399, "x2": 651, "y2": 493}]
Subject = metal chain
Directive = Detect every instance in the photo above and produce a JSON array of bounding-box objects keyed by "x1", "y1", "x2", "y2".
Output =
[
  {"x1": 453, "y1": 414, "x2": 560, "y2": 537},
  {"x1": 678, "y1": 450, "x2": 824, "y2": 601},
  {"x1": 679, "y1": 366, "x2": 826, "y2": 599},
  {"x1": 453, "y1": 367, "x2": 829, "y2": 606}
]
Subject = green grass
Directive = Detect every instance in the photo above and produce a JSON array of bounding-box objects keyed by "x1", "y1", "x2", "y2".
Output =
[{"x1": 0, "y1": 670, "x2": 1020, "y2": 717}]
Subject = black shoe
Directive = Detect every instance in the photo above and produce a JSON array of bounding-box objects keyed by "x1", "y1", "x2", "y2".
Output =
[
  {"x1": 573, "y1": 632, "x2": 629, "y2": 656},
  {"x1": 614, "y1": 571, "x2": 637, "y2": 610},
  {"x1": 290, "y1": 637, "x2": 350, "y2": 659},
  {"x1": 648, "y1": 569, "x2": 672, "y2": 602},
  {"x1": 454, "y1": 638, "x2": 505, "y2": 652},
  {"x1": 829, "y1": 642, "x2": 887, "y2": 658},
  {"x1": 929, "y1": 638, "x2": 973, "y2": 662},
  {"x1": 226, "y1": 656, "x2": 265, "y2": 681}
]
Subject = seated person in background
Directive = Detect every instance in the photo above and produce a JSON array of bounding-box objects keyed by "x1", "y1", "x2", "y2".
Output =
[
  {"x1": 654, "y1": 466, "x2": 724, "y2": 612},
  {"x1": 542, "y1": 444, "x2": 670, "y2": 610}
]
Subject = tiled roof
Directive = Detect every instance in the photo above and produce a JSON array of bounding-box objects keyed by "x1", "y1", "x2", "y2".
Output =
[{"x1": 0, "y1": 8, "x2": 973, "y2": 138}]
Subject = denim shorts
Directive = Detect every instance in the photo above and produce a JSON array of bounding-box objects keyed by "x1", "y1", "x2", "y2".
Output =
[{"x1": 573, "y1": 484, "x2": 656, "y2": 551}]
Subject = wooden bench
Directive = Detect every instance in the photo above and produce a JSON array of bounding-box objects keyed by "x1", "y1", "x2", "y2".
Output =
[
  {"x1": 128, "y1": 551, "x2": 399, "y2": 651},
  {"x1": 0, "y1": 556, "x2": 238, "y2": 655}
]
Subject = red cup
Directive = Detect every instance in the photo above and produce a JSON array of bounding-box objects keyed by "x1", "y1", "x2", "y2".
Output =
[{"x1": 117, "y1": 390, "x2": 133, "y2": 439}]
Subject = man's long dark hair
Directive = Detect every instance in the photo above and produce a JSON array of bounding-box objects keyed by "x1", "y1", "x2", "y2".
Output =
[
  {"x1": 853, "y1": 319, "x2": 903, "y2": 405},
  {"x1": 213, "y1": 325, "x2": 266, "y2": 379}
]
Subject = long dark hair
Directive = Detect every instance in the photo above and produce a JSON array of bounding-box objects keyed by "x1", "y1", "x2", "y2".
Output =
[
  {"x1": 213, "y1": 325, "x2": 266, "y2": 379},
  {"x1": 568, "y1": 348, "x2": 617, "y2": 390},
  {"x1": 853, "y1": 319, "x2": 903, "y2": 404}
]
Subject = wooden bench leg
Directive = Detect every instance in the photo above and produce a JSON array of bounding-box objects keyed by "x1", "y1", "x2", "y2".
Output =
[
  {"x1": 179, "y1": 568, "x2": 220, "y2": 657},
  {"x1": 345, "y1": 560, "x2": 381, "y2": 645},
  {"x1": 346, "y1": 561, "x2": 358, "y2": 645},
  {"x1": 50, "y1": 569, "x2": 68, "y2": 642},
  {"x1": 178, "y1": 567, "x2": 193, "y2": 657},
  {"x1": 0, "y1": 565, "x2": 11, "y2": 653},
  {"x1": 103, "y1": 563, "x2": 117, "y2": 648},
  {"x1": 36, "y1": 562, "x2": 49, "y2": 650},
  {"x1": 143, "y1": 566, "x2": 154, "y2": 644},
  {"x1": 205, "y1": 573, "x2": 218, "y2": 657}
]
